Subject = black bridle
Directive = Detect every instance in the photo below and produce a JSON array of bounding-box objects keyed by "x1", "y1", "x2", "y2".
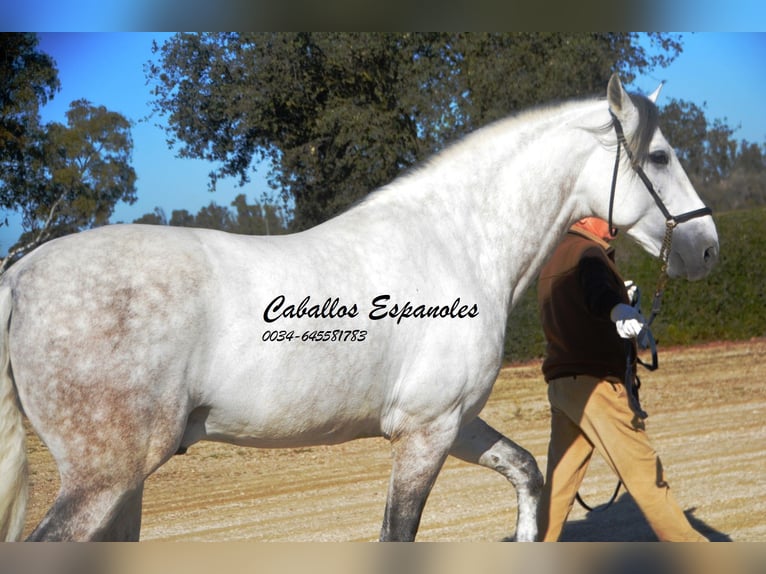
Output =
[{"x1": 607, "y1": 112, "x2": 713, "y2": 239}]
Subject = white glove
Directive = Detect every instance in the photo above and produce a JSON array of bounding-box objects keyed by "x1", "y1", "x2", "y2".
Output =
[
  {"x1": 610, "y1": 303, "x2": 646, "y2": 339},
  {"x1": 623, "y1": 280, "x2": 638, "y2": 305}
]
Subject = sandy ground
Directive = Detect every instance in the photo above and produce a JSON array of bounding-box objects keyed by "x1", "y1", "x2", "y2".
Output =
[{"x1": 21, "y1": 338, "x2": 766, "y2": 542}]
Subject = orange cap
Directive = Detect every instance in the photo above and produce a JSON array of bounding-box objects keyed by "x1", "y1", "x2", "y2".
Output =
[{"x1": 572, "y1": 217, "x2": 613, "y2": 241}]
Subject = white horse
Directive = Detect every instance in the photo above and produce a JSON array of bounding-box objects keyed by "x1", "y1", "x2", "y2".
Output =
[{"x1": 0, "y1": 74, "x2": 717, "y2": 541}]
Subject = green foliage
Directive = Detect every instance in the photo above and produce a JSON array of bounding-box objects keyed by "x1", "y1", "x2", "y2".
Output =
[
  {"x1": 504, "y1": 208, "x2": 766, "y2": 363},
  {"x1": 132, "y1": 207, "x2": 166, "y2": 226},
  {"x1": 0, "y1": 33, "x2": 60, "y2": 214},
  {"x1": 143, "y1": 32, "x2": 764, "y2": 361},
  {"x1": 616, "y1": 208, "x2": 766, "y2": 346},
  {"x1": 8, "y1": 99, "x2": 137, "y2": 255},
  {"x1": 696, "y1": 142, "x2": 766, "y2": 212},
  {"x1": 503, "y1": 287, "x2": 546, "y2": 364},
  {"x1": 659, "y1": 100, "x2": 766, "y2": 212},
  {"x1": 147, "y1": 32, "x2": 682, "y2": 230},
  {"x1": 134, "y1": 193, "x2": 288, "y2": 235},
  {"x1": 1, "y1": 35, "x2": 136, "y2": 263}
]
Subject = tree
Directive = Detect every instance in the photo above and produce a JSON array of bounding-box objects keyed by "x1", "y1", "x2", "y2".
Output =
[
  {"x1": 193, "y1": 202, "x2": 233, "y2": 230},
  {"x1": 1, "y1": 34, "x2": 137, "y2": 266},
  {"x1": 735, "y1": 140, "x2": 766, "y2": 174},
  {"x1": 449, "y1": 32, "x2": 681, "y2": 127},
  {"x1": 3, "y1": 99, "x2": 137, "y2": 267},
  {"x1": 133, "y1": 193, "x2": 289, "y2": 235},
  {"x1": 0, "y1": 33, "x2": 60, "y2": 216},
  {"x1": 147, "y1": 33, "x2": 682, "y2": 230},
  {"x1": 702, "y1": 139, "x2": 766, "y2": 212},
  {"x1": 168, "y1": 209, "x2": 195, "y2": 227},
  {"x1": 658, "y1": 99, "x2": 766, "y2": 211},
  {"x1": 659, "y1": 99, "x2": 711, "y2": 181},
  {"x1": 41, "y1": 99, "x2": 137, "y2": 230},
  {"x1": 230, "y1": 193, "x2": 288, "y2": 235},
  {"x1": 134, "y1": 206, "x2": 167, "y2": 225},
  {"x1": 704, "y1": 118, "x2": 737, "y2": 183}
]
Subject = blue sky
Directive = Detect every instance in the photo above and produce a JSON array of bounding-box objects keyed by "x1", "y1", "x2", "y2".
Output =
[{"x1": 1, "y1": 32, "x2": 765, "y2": 252}]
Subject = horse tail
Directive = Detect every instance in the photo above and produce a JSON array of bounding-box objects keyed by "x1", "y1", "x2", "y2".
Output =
[{"x1": 0, "y1": 285, "x2": 28, "y2": 541}]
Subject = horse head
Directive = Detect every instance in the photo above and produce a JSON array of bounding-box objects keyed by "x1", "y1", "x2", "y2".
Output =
[{"x1": 593, "y1": 74, "x2": 719, "y2": 281}]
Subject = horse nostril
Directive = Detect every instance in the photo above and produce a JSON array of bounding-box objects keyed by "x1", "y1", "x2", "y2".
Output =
[{"x1": 704, "y1": 245, "x2": 718, "y2": 264}]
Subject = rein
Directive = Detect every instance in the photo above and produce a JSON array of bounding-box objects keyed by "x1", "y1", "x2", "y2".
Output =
[{"x1": 575, "y1": 113, "x2": 714, "y2": 514}]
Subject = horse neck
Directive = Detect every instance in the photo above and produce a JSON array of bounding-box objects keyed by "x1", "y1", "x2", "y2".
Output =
[
  {"x1": 329, "y1": 99, "x2": 607, "y2": 316},
  {"x1": 398, "y1": 101, "x2": 605, "y2": 313}
]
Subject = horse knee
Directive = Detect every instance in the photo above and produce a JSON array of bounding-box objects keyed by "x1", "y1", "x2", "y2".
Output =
[
  {"x1": 482, "y1": 439, "x2": 542, "y2": 493},
  {"x1": 514, "y1": 448, "x2": 544, "y2": 496}
]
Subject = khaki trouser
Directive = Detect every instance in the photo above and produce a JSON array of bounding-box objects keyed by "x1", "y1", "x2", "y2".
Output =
[{"x1": 537, "y1": 375, "x2": 708, "y2": 542}]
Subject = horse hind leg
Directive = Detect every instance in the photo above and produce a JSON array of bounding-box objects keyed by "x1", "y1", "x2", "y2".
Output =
[
  {"x1": 27, "y1": 481, "x2": 145, "y2": 541},
  {"x1": 26, "y1": 410, "x2": 186, "y2": 542},
  {"x1": 24, "y1": 394, "x2": 188, "y2": 541},
  {"x1": 450, "y1": 417, "x2": 543, "y2": 542}
]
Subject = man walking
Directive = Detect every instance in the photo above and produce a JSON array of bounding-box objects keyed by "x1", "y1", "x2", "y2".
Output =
[{"x1": 535, "y1": 217, "x2": 707, "y2": 542}]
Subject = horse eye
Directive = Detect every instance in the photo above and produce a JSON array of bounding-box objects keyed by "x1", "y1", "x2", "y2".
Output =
[{"x1": 649, "y1": 151, "x2": 669, "y2": 165}]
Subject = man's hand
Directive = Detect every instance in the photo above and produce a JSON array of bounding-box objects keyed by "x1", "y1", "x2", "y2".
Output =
[
  {"x1": 623, "y1": 280, "x2": 638, "y2": 305},
  {"x1": 610, "y1": 303, "x2": 646, "y2": 339}
]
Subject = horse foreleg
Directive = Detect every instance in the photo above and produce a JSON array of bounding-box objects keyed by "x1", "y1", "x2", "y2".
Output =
[
  {"x1": 380, "y1": 425, "x2": 457, "y2": 541},
  {"x1": 450, "y1": 417, "x2": 543, "y2": 542}
]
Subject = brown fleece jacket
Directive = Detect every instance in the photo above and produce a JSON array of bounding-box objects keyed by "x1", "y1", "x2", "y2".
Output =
[{"x1": 537, "y1": 227, "x2": 635, "y2": 382}]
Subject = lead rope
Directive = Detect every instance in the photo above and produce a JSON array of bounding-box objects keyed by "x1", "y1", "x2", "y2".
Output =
[
  {"x1": 575, "y1": 480, "x2": 622, "y2": 514},
  {"x1": 648, "y1": 219, "x2": 676, "y2": 327},
  {"x1": 624, "y1": 220, "x2": 676, "y2": 420}
]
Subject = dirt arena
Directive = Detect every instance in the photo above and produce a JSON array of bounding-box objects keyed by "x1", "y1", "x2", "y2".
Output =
[{"x1": 21, "y1": 338, "x2": 765, "y2": 542}]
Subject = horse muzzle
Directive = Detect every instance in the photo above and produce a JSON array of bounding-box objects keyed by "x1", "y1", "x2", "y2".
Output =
[{"x1": 669, "y1": 232, "x2": 719, "y2": 281}]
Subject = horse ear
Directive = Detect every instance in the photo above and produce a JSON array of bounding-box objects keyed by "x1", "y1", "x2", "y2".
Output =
[
  {"x1": 607, "y1": 73, "x2": 638, "y2": 127},
  {"x1": 647, "y1": 81, "x2": 664, "y2": 103},
  {"x1": 607, "y1": 73, "x2": 629, "y2": 114}
]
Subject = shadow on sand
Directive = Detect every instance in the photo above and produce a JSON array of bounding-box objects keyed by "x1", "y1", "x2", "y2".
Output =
[{"x1": 557, "y1": 492, "x2": 731, "y2": 542}]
